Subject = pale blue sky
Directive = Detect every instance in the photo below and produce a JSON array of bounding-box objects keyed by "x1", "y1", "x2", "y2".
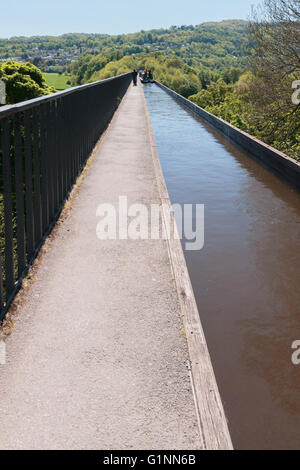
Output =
[{"x1": 2, "y1": 0, "x2": 262, "y2": 38}]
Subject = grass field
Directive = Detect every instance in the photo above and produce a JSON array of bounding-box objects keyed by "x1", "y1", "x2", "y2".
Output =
[{"x1": 43, "y1": 73, "x2": 71, "y2": 91}]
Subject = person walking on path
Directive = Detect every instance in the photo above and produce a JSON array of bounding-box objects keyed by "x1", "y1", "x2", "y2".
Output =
[{"x1": 132, "y1": 69, "x2": 138, "y2": 86}]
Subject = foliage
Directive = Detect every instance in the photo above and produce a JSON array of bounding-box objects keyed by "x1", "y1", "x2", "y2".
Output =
[
  {"x1": 67, "y1": 21, "x2": 249, "y2": 85},
  {"x1": 0, "y1": 21, "x2": 250, "y2": 75},
  {"x1": 189, "y1": 71, "x2": 300, "y2": 161},
  {"x1": 248, "y1": 0, "x2": 300, "y2": 78},
  {"x1": 247, "y1": 0, "x2": 300, "y2": 160},
  {"x1": 190, "y1": 73, "x2": 254, "y2": 130},
  {"x1": 90, "y1": 53, "x2": 202, "y2": 98},
  {"x1": 71, "y1": 54, "x2": 110, "y2": 85},
  {"x1": 0, "y1": 61, "x2": 55, "y2": 104}
]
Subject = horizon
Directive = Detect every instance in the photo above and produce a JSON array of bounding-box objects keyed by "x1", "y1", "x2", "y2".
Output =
[
  {"x1": 1, "y1": 0, "x2": 261, "y2": 38},
  {"x1": 0, "y1": 18, "x2": 249, "y2": 41}
]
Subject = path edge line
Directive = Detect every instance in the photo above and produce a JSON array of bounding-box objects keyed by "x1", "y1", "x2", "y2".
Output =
[{"x1": 141, "y1": 85, "x2": 234, "y2": 451}]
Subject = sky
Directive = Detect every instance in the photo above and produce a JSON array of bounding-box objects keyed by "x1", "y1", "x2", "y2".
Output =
[{"x1": 1, "y1": 0, "x2": 262, "y2": 38}]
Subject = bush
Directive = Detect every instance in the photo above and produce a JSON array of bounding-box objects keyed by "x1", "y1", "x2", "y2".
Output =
[{"x1": 0, "y1": 61, "x2": 55, "y2": 104}]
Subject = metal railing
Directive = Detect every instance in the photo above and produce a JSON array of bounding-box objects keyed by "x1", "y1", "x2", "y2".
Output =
[{"x1": 0, "y1": 73, "x2": 132, "y2": 320}]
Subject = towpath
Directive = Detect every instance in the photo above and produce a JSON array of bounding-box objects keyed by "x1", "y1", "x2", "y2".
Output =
[{"x1": 0, "y1": 84, "x2": 203, "y2": 450}]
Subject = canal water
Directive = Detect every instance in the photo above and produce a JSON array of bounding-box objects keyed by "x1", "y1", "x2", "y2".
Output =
[{"x1": 143, "y1": 84, "x2": 300, "y2": 450}]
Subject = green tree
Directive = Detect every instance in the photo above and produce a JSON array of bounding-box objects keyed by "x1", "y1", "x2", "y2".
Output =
[
  {"x1": 90, "y1": 53, "x2": 202, "y2": 98},
  {"x1": 0, "y1": 61, "x2": 55, "y2": 104},
  {"x1": 247, "y1": 0, "x2": 300, "y2": 159}
]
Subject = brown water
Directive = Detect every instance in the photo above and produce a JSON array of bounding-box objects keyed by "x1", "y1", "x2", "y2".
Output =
[{"x1": 144, "y1": 85, "x2": 300, "y2": 450}]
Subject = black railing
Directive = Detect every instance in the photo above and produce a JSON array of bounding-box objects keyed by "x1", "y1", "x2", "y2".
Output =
[{"x1": 0, "y1": 73, "x2": 131, "y2": 320}]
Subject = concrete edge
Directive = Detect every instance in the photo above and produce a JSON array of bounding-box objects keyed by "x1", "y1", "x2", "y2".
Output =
[
  {"x1": 141, "y1": 85, "x2": 234, "y2": 450},
  {"x1": 156, "y1": 82, "x2": 300, "y2": 191}
]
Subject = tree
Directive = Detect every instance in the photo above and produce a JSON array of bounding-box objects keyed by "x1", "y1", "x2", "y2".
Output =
[
  {"x1": 249, "y1": 0, "x2": 300, "y2": 78},
  {"x1": 90, "y1": 53, "x2": 202, "y2": 98},
  {"x1": 247, "y1": 0, "x2": 300, "y2": 159},
  {"x1": 0, "y1": 61, "x2": 55, "y2": 104},
  {"x1": 221, "y1": 67, "x2": 243, "y2": 84}
]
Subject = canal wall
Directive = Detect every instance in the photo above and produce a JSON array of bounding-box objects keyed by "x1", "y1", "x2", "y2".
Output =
[{"x1": 155, "y1": 82, "x2": 300, "y2": 190}]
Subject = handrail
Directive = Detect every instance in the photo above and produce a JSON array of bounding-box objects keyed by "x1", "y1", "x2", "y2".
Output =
[{"x1": 0, "y1": 73, "x2": 131, "y2": 118}]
